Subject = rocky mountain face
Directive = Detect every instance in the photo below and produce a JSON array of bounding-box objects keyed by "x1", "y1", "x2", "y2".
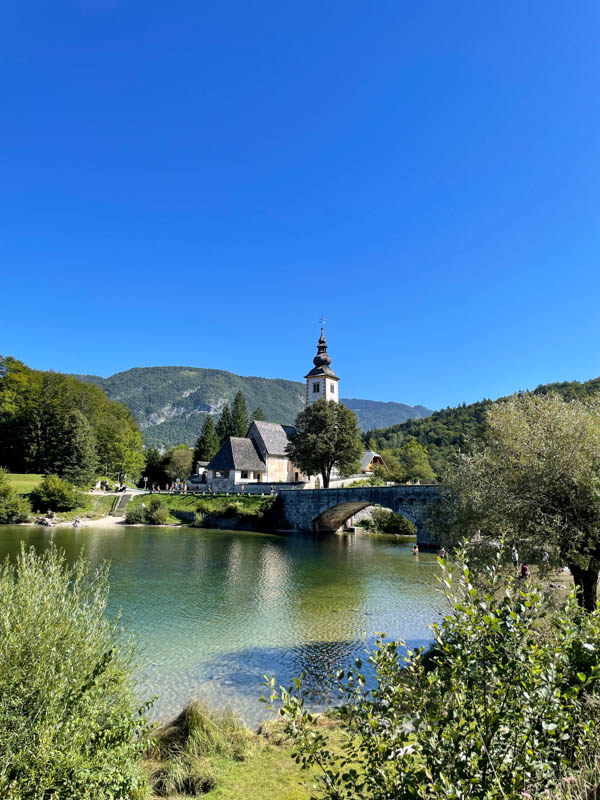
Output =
[{"x1": 77, "y1": 366, "x2": 433, "y2": 449}]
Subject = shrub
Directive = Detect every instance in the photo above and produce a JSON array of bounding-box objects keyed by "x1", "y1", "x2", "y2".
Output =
[
  {"x1": 265, "y1": 549, "x2": 600, "y2": 799},
  {"x1": 29, "y1": 474, "x2": 85, "y2": 512},
  {"x1": 362, "y1": 505, "x2": 416, "y2": 535},
  {"x1": 125, "y1": 496, "x2": 169, "y2": 525},
  {"x1": 0, "y1": 542, "x2": 151, "y2": 799},
  {"x1": 0, "y1": 468, "x2": 31, "y2": 522}
]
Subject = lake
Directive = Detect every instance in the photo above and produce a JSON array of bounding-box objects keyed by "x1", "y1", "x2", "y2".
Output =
[{"x1": 0, "y1": 525, "x2": 445, "y2": 727}]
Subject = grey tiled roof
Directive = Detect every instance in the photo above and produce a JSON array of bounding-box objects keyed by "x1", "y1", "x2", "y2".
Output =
[
  {"x1": 250, "y1": 421, "x2": 294, "y2": 456},
  {"x1": 206, "y1": 438, "x2": 266, "y2": 472},
  {"x1": 304, "y1": 365, "x2": 339, "y2": 379}
]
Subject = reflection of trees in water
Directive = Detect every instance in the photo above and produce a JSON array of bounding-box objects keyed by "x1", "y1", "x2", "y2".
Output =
[{"x1": 289, "y1": 638, "x2": 364, "y2": 703}]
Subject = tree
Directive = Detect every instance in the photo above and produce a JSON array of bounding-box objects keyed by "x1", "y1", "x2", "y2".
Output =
[
  {"x1": 216, "y1": 404, "x2": 235, "y2": 446},
  {"x1": 231, "y1": 391, "x2": 249, "y2": 438},
  {"x1": 164, "y1": 444, "x2": 193, "y2": 482},
  {"x1": 384, "y1": 439, "x2": 435, "y2": 483},
  {"x1": 434, "y1": 393, "x2": 600, "y2": 610},
  {"x1": 53, "y1": 410, "x2": 98, "y2": 486},
  {"x1": 286, "y1": 399, "x2": 363, "y2": 488},
  {"x1": 192, "y1": 415, "x2": 219, "y2": 465},
  {"x1": 251, "y1": 407, "x2": 265, "y2": 421},
  {"x1": 143, "y1": 447, "x2": 167, "y2": 486}
]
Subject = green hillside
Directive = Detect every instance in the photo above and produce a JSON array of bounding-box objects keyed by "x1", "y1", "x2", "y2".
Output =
[
  {"x1": 77, "y1": 366, "x2": 432, "y2": 448},
  {"x1": 367, "y1": 376, "x2": 600, "y2": 477}
]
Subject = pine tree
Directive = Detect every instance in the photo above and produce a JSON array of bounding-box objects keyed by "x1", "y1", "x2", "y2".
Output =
[
  {"x1": 216, "y1": 404, "x2": 234, "y2": 445},
  {"x1": 193, "y1": 415, "x2": 220, "y2": 464},
  {"x1": 231, "y1": 392, "x2": 249, "y2": 438},
  {"x1": 251, "y1": 407, "x2": 265, "y2": 421},
  {"x1": 54, "y1": 410, "x2": 98, "y2": 487}
]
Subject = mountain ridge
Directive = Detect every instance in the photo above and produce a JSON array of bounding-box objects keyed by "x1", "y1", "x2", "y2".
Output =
[{"x1": 75, "y1": 366, "x2": 433, "y2": 448}]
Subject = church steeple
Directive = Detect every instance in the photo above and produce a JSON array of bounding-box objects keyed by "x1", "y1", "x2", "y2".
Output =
[{"x1": 304, "y1": 327, "x2": 340, "y2": 405}]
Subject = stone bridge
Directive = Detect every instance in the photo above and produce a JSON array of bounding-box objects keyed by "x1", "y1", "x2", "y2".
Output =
[{"x1": 278, "y1": 485, "x2": 440, "y2": 547}]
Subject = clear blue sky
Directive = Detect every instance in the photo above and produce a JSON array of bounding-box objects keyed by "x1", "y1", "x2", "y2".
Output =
[{"x1": 2, "y1": 1, "x2": 599, "y2": 410}]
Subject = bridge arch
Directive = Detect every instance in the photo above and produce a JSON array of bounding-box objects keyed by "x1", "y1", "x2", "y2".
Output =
[{"x1": 312, "y1": 500, "x2": 418, "y2": 533}]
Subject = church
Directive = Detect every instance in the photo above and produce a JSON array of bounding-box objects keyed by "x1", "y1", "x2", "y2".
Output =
[{"x1": 202, "y1": 329, "x2": 382, "y2": 491}]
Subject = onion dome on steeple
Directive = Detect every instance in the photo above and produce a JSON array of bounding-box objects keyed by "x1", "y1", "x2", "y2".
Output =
[{"x1": 304, "y1": 328, "x2": 339, "y2": 379}]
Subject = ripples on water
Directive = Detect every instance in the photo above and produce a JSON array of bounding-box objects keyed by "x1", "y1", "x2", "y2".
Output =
[{"x1": 0, "y1": 526, "x2": 446, "y2": 727}]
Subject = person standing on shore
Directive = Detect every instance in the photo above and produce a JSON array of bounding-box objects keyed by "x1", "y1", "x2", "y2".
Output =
[{"x1": 511, "y1": 546, "x2": 519, "y2": 574}]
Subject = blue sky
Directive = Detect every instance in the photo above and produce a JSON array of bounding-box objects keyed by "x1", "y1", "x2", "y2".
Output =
[{"x1": 2, "y1": 1, "x2": 599, "y2": 410}]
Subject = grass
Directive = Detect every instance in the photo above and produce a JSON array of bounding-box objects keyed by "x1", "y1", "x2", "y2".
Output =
[
  {"x1": 5, "y1": 473, "x2": 43, "y2": 494},
  {"x1": 142, "y1": 701, "x2": 338, "y2": 800},
  {"x1": 51, "y1": 494, "x2": 115, "y2": 522}
]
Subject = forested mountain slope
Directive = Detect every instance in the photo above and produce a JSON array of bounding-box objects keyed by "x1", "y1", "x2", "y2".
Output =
[
  {"x1": 367, "y1": 376, "x2": 600, "y2": 477},
  {"x1": 77, "y1": 366, "x2": 432, "y2": 448}
]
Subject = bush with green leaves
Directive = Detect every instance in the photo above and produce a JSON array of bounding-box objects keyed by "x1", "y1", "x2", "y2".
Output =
[
  {"x1": 29, "y1": 474, "x2": 85, "y2": 512},
  {"x1": 125, "y1": 495, "x2": 169, "y2": 525},
  {"x1": 265, "y1": 550, "x2": 600, "y2": 799},
  {"x1": 0, "y1": 542, "x2": 151, "y2": 799},
  {"x1": 0, "y1": 468, "x2": 31, "y2": 522},
  {"x1": 361, "y1": 505, "x2": 416, "y2": 535}
]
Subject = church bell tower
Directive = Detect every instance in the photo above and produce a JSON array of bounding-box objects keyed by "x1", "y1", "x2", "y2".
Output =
[{"x1": 305, "y1": 328, "x2": 340, "y2": 406}]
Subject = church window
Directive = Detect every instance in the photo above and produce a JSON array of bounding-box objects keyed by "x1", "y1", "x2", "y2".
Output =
[
  {"x1": 330, "y1": 383, "x2": 335, "y2": 393},
  {"x1": 241, "y1": 471, "x2": 248, "y2": 479},
  {"x1": 312, "y1": 382, "x2": 320, "y2": 393}
]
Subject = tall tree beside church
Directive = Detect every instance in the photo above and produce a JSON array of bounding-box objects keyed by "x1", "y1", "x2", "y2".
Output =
[
  {"x1": 286, "y1": 399, "x2": 363, "y2": 488},
  {"x1": 251, "y1": 407, "x2": 265, "y2": 421},
  {"x1": 216, "y1": 404, "x2": 235, "y2": 445},
  {"x1": 231, "y1": 392, "x2": 249, "y2": 438},
  {"x1": 193, "y1": 415, "x2": 220, "y2": 464}
]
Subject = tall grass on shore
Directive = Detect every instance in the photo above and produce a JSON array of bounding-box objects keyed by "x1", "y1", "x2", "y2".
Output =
[{"x1": 0, "y1": 541, "x2": 151, "y2": 800}]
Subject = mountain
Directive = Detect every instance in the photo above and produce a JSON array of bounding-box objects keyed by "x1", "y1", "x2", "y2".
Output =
[
  {"x1": 76, "y1": 366, "x2": 433, "y2": 449},
  {"x1": 367, "y1": 376, "x2": 600, "y2": 477}
]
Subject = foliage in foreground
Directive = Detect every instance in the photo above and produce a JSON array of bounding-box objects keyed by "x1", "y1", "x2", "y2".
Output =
[
  {"x1": 265, "y1": 550, "x2": 600, "y2": 799},
  {"x1": 29, "y1": 473, "x2": 86, "y2": 512},
  {"x1": 0, "y1": 467, "x2": 31, "y2": 522},
  {"x1": 0, "y1": 542, "x2": 151, "y2": 800},
  {"x1": 432, "y1": 393, "x2": 600, "y2": 610}
]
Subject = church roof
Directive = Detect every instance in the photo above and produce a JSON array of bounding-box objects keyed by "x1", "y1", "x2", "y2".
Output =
[
  {"x1": 206, "y1": 437, "x2": 266, "y2": 472},
  {"x1": 249, "y1": 420, "x2": 294, "y2": 456}
]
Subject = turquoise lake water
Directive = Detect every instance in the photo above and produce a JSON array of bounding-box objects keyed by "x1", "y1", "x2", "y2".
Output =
[{"x1": 0, "y1": 526, "x2": 445, "y2": 727}]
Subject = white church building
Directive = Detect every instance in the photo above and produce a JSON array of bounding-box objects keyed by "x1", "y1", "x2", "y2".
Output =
[{"x1": 202, "y1": 330, "x2": 381, "y2": 491}]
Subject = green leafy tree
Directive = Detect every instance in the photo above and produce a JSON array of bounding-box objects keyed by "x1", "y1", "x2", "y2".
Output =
[
  {"x1": 231, "y1": 391, "x2": 249, "y2": 438},
  {"x1": 192, "y1": 415, "x2": 220, "y2": 465},
  {"x1": 96, "y1": 417, "x2": 145, "y2": 482},
  {"x1": 0, "y1": 542, "x2": 151, "y2": 799},
  {"x1": 378, "y1": 440, "x2": 435, "y2": 483},
  {"x1": 53, "y1": 410, "x2": 98, "y2": 486},
  {"x1": 434, "y1": 393, "x2": 600, "y2": 610},
  {"x1": 286, "y1": 399, "x2": 363, "y2": 488},
  {"x1": 362, "y1": 506, "x2": 416, "y2": 535},
  {"x1": 251, "y1": 407, "x2": 266, "y2": 421},
  {"x1": 164, "y1": 444, "x2": 193, "y2": 481},
  {"x1": 216, "y1": 404, "x2": 235, "y2": 446},
  {"x1": 0, "y1": 469, "x2": 31, "y2": 523},
  {"x1": 266, "y1": 550, "x2": 600, "y2": 799},
  {"x1": 143, "y1": 447, "x2": 168, "y2": 485},
  {"x1": 30, "y1": 475, "x2": 84, "y2": 512}
]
